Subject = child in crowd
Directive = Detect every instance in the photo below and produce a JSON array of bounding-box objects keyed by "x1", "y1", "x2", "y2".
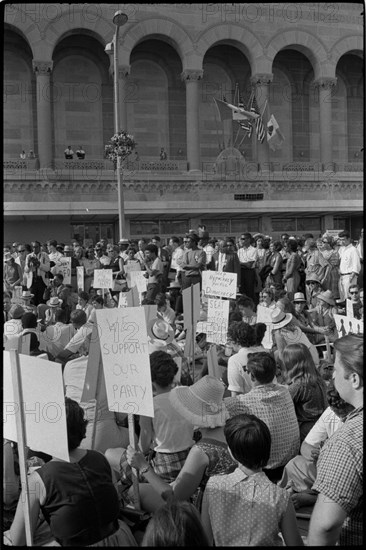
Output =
[{"x1": 201, "y1": 413, "x2": 303, "y2": 546}]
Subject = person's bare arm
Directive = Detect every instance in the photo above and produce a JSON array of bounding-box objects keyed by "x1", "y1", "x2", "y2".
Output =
[{"x1": 307, "y1": 493, "x2": 347, "y2": 546}]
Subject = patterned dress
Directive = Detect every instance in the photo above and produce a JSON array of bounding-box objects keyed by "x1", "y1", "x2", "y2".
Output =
[{"x1": 320, "y1": 248, "x2": 340, "y2": 299}]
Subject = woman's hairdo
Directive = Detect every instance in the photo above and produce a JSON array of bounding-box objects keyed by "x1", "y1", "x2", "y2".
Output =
[{"x1": 65, "y1": 397, "x2": 88, "y2": 451}]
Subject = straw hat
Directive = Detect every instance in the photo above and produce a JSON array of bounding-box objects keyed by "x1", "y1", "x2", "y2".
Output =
[
  {"x1": 270, "y1": 307, "x2": 292, "y2": 329},
  {"x1": 316, "y1": 290, "x2": 336, "y2": 306},
  {"x1": 166, "y1": 281, "x2": 181, "y2": 290},
  {"x1": 21, "y1": 290, "x2": 34, "y2": 299},
  {"x1": 118, "y1": 238, "x2": 130, "y2": 245},
  {"x1": 305, "y1": 273, "x2": 322, "y2": 285},
  {"x1": 46, "y1": 296, "x2": 63, "y2": 307},
  {"x1": 293, "y1": 292, "x2": 307, "y2": 303},
  {"x1": 9, "y1": 304, "x2": 25, "y2": 319},
  {"x1": 4, "y1": 252, "x2": 13, "y2": 262},
  {"x1": 147, "y1": 318, "x2": 174, "y2": 344},
  {"x1": 169, "y1": 375, "x2": 229, "y2": 428}
]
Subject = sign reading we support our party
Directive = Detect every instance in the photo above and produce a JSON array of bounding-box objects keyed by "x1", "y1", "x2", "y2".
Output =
[
  {"x1": 202, "y1": 271, "x2": 237, "y2": 299},
  {"x1": 206, "y1": 298, "x2": 229, "y2": 345},
  {"x1": 96, "y1": 307, "x2": 154, "y2": 417},
  {"x1": 93, "y1": 269, "x2": 113, "y2": 289},
  {"x1": 55, "y1": 257, "x2": 71, "y2": 285}
]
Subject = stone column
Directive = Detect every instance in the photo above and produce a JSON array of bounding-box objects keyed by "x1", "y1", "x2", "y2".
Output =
[
  {"x1": 250, "y1": 74, "x2": 273, "y2": 171},
  {"x1": 181, "y1": 69, "x2": 203, "y2": 172},
  {"x1": 313, "y1": 77, "x2": 337, "y2": 170},
  {"x1": 32, "y1": 60, "x2": 53, "y2": 169}
]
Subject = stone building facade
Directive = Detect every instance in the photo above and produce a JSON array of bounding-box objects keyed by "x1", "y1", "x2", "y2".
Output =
[{"x1": 4, "y1": 3, "x2": 363, "y2": 244}]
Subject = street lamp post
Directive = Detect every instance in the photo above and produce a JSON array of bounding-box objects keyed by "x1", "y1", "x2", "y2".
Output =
[{"x1": 112, "y1": 11, "x2": 128, "y2": 240}]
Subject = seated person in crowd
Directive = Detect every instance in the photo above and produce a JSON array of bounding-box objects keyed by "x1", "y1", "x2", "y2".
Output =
[
  {"x1": 55, "y1": 309, "x2": 93, "y2": 365},
  {"x1": 235, "y1": 295, "x2": 257, "y2": 325},
  {"x1": 155, "y1": 292, "x2": 176, "y2": 327},
  {"x1": 308, "y1": 290, "x2": 338, "y2": 344}
]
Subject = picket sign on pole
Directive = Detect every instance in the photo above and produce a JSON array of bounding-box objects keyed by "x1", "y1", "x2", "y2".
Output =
[
  {"x1": 190, "y1": 283, "x2": 196, "y2": 382},
  {"x1": 9, "y1": 350, "x2": 33, "y2": 546}
]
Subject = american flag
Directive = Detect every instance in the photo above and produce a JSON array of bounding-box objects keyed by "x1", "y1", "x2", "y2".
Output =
[
  {"x1": 238, "y1": 95, "x2": 252, "y2": 137},
  {"x1": 250, "y1": 95, "x2": 265, "y2": 143}
]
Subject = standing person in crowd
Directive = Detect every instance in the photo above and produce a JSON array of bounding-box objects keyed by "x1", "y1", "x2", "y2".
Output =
[
  {"x1": 318, "y1": 235, "x2": 340, "y2": 299},
  {"x1": 237, "y1": 233, "x2": 258, "y2": 300},
  {"x1": 63, "y1": 245, "x2": 80, "y2": 291},
  {"x1": 308, "y1": 334, "x2": 363, "y2": 546},
  {"x1": 80, "y1": 247, "x2": 101, "y2": 292},
  {"x1": 208, "y1": 238, "x2": 241, "y2": 289},
  {"x1": 282, "y1": 343, "x2": 328, "y2": 442},
  {"x1": 41, "y1": 272, "x2": 72, "y2": 322},
  {"x1": 201, "y1": 413, "x2": 303, "y2": 547},
  {"x1": 337, "y1": 230, "x2": 361, "y2": 302},
  {"x1": 225, "y1": 353, "x2": 300, "y2": 481},
  {"x1": 123, "y1": 246, "x2": 141, "y2": 272},
  {"x1": 265, "y1": 240, "x2": 283, "y2": 288},
  {"x1": 180, "y1": 233, "x2": 206, "y2": 290},
  {"x1": 7, "y1": 398, "x2": 137, "y2": 547},
  {"x1": 151, "y1": 236, "x2": 170, "y2": 291},
  {"x1": 15, "y1": 243, "x2": 28, "y2": 286},
  {"x1": 144, "y1": 244, "x2": 164, "y2": 301},
  {"x1": 134, "y1": 238, "x2": 147, "y2": 268},
  {"x1": 283, "y1": 239, "x2": 302, "y2": 301},
  {"x1": 24, "y1": 241, "x2": 50, "y2": 306},
  {"x1": 348, "y1": 284, "x2": 363, "y2": 319},
  {"x1": 168, "y1": 236, "x2": 184, "y2": 283},
  {"x1": 3, "y1": 252, "x2": 22, "y2": 292},
  {"x1": 303, "y1": 239, "x2": 329, "y2": 286},
  {"x1": 46, "y1": 240, "x2": 63, "y2": 275},
  {"x1": 125, "y1": 376, "x2": 237, "y2": 513},
  {"x1": 356, "y1": 227, "x2": 363, "y2": 287},
  {"x1": 118, "y1": 238, "x2": 130, "y2": 262}
]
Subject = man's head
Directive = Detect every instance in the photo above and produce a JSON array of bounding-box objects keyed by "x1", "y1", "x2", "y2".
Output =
[
  {"x1": 224, "y1": 413, "x2": 271, "y2": 471},
  {"x1": 280, "y1": 233, "x2": 289, "y2": 245},
  {"x1": 349, "y1": 285, "x2": 360, "y2": 302},
  {"x1": 183, "y1": 234, "x2": 198, "y2": 250},
  {"x1": 144, "y1": 244, "x2": 158, "y2": 261},
  {"x1": 70, "y1": 309, "x2": 87, "y2": 330},
  {"x1": 47, "y1": 240, "x2": 57, "y2": 252},
  {"x1": 3, "y1": 292, "x2": 12, "y2": 313},
  {"x1": 239, "y1": 233, "x2": 252, "y2": 247},
  {"x1": 169, "y1": 237, "x2": 180, "y2": 250},
  {"x1": 63, "y1": 245, "x2": 73, "y2": 257},
  {"x1": 333, "y1": 334, "x2": 363, "y2": 407},
  {"x1": 137, "y1": 239, "x2": 146, "y2": 251},
  {"x1": 17, "y1": 244, "x2": 27, "y2": 258},
  {"x1": 338, "y1": 230, "x2": 351, "y2": 247},
  {"x1": 151, "y1": 236, "x2": 161, "y2": 248},
  {"x1": 225, "y1": 239, "x2": 236, "y2": 254},
  {"x1": 246, "y1": 352, "x2": 276, "y2": 385},
  {"x1": 53, "y1": 273, "x2": 64, "y2": 287},
  {"x1": 31, "y1": 241, "x2": 41, "y2": 254}
]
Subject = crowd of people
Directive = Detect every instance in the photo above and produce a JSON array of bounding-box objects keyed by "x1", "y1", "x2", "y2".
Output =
[{"x1": 2, "y1": 225, "x2": 363, "y2": 546}]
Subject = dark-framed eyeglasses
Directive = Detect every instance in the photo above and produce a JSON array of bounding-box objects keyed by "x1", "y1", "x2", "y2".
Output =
[{"x1": 349, "y1": 291, "x2": 359, "y2": 295}]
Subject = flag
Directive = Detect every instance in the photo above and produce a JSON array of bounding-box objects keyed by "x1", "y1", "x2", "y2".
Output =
[
  {"x1": 214, "y1": 98, "x2": 233, "y2": 122},
  {"x1": 250, "y1": 95, "x2": 266, "y2": 143},
  {"x1": 267, "y1": 114, "x2": 285, "y2": 151},
  {"x1": 214, "y1": 97, "x2": 258, "y2": 122},
  {"x1": 237, "y1": 119, "x2": 252, "y2": 137}
]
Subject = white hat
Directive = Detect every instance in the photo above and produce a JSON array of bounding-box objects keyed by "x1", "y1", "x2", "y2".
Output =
[
  {"x1": 293, "y1": 292, "x2": 307, "y2": 303},
  {"x1": 47, "y1": 297, "x2": 63, "y2": 307},
  {"x1": 147, "y1": 318, "x2": 174, "y2": 344},
  {"x1": 169, "y1": 375, "x2": 229, "y2": 428},
  {"x1": 21, "y1": 290, "x2": 34, "y2": 299},
  {"x1": 270, "y1": 307, "x2": 292, "y2": 329}
]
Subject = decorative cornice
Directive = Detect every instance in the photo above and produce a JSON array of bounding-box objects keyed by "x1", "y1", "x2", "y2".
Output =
[
  {"x1": 312, "y1": 77, "x2": 337, "y2": 90},
  {"x1": 32, "y1": 60, "x2": 53, "y2": 75},
  {"x1": 250, "y1": 73, "x2": 273, "y2": 86},
  {"x1": 181, "y1": 69, "x2": 204, "y2": 82}
]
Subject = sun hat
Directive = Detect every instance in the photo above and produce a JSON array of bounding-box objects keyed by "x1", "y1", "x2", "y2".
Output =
[
  {"x1": 316, "y1": 290, "x2": 336, "y2": 306},
  {"x1": 47, "y1": 296, "x2": 63, "y2": 307},
  {"x1": 63, "y1": 245, "x2": 73, "y2": 252},
  {"x1": 21, "y1": 290, "x2": 34, "y2": 299},
  {"x1": 9, "y1": 304, "x2": 25, "y2": 319},
  {"x1": 169, "y1": 375, "x2": 229, "y2": 428},
  {"x1": 293, "y1": 292, "x2": 307, "y2": 303},
  {"x1": 147, "y1": 318, "x2": 174, "y2": 344},
  {"x1": 270, "y1": 307, "x2": 292, "y2": 329},
  {"x1": 305, "y1": 273, "x2": 322, "y2": 285},
  {"x1": 4, "y1": 252, "x2": 13, "y2": 262},
  {"x1": 118, "y1": 238, "x2": 130, "y2": 245},
  {"x1": 166, "y1": 281, "x2": 181, "y2": 290}
]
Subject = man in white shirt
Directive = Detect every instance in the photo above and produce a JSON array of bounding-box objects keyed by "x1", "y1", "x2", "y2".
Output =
[
  {"x1": 237, "y1": 233, "x2": 258, "y2": 300},
  {"x1": 47, "y1": 239, "x2": 64, "y2": 275},
  {"x1": 144, "y1": 244, "x2": 164, "y2": 301},
  {"x1": 338, "y1": 230, "x2": 361, "y2": 302},
  {"x1": 168, "y1": 237, "x2": 184, "y2": 281},
  {"x1": 55, "y1": 309, "x2": 93, "y2": 364}
]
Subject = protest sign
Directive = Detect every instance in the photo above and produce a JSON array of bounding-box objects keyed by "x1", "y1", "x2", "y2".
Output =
[
  {"x1": 202, "y1": 271, "x2": 237, "y2": 299},
  {"x1": 334, "y1": 314, "x2": 363, "y2": 337},
  {"x1": 182, "y1": 283, "x2": 200, "y2": 329},
  {"x1": 76, "y1": 266, "x2": 84, "y2": 291},
  {"x1": 207, "y1": 345, "x2": 221, "y2": 379},
  {"x1": 143, "y1": 304, "x2": 158, "y2": 326},
  {"x1": 54, "y1": 257, "x2": 71, "y2": 285},
  {"x1": 346, "y1": 299, "x2": 355, "y2": 318},
  {"x1": 325, "y1": 229, "x2": 341, "y2": 238},
  {"x1": 93, "y1": 269, "x2": 113, "y2": 289},
  {"x1": 96, "y1": 307, "x2": 154, "y2": 417},
  {"x1": 256, "y1": 304, "x2": 275, "y2": 349},
  {"x1": 119, "y1": 287, "x2": 140, "y2": 307},
  {"x1": 206, "y1": 298, "x2": 229, "y2": 345},
  {"x1": 124, "y1": 263, "x2": 141, "y2": 273},
  {"x1": 127, "y1": 271, "x2": 147, "y2": 294},
  {"x1": 3, "y1": 351, "x2": 69, "y2": 461}
]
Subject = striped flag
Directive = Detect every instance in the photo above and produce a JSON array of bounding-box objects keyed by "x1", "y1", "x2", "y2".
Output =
[
  {"x1": 238, "y1": 119, "x2": 252, "y2": 138},
  {"x1": 250, "y1": 95, "x2": 266, "y2": 143}
]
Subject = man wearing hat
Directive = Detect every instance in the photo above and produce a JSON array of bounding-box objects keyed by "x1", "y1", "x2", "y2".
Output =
[
  {"x1": 166, "y1": 280, "x2": 183, "y2": 316},
  {"x1": 118, "y1": 238, "x2": 130, "y2": 262},
  {"x1": 309, "y1": 290, "x2": 338, "y2": 344},
  {"x1": 19, "y1": 290, "x2": 37, "y2": 315},
  {"x1": 305, "y1": 273, "x2": 323, "y2": 309},
  {"x1": 44, "y1": 296, "x2": 63, "y2": 326},
  {"x1": 292, "y1": 292, "x2": 316, "y2": 341},
  {"x1": 24, "y1": 241, "x2": 50, "y2": 306}
]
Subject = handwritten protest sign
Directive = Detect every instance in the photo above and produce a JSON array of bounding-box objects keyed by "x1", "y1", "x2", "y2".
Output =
[
  {"x1": 256, "y1": 305, "x2": 275, "y2": 349},
  {"x1": 76, "y1": 266, "x2": 84, "y2": 291},
  {"x1": 207, "y1": 345, "x2": 222, "y2": 379},
  {"x1": 3, "y1": 352, "x2": 69, "y2": 461},
  {"x1": 334, "y1": 314, "x2": 363, "y2": 337},
  {"x1": 127, "y1": 271, "x2": 147, "y2": 294},
  {"x1": 206, "y1": 298, "x2": 229, "y2": 345},
  {"x1": 93, "y1": 269, "x2": 113, "y2": 289},
  {"x1": 55, "y1": 257, "x2": 71, "y2": 285},
  {"x1": 325, "y1": 229, "x2": 341, "y2": 238},
  {"x1": 202, "y1": 271, "x2": 237, "y2": 299},
  {"x1": 96, "y1": 307, "x2": 154, "y2": 417}
]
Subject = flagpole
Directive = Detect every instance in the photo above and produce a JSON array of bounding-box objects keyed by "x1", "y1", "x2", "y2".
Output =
[
  {"x1": 233, "y1": 123, "x2": 241, "y2": 148},
  {"x1": 212, "y1": 99, "x2": 222, "y2": 153}
]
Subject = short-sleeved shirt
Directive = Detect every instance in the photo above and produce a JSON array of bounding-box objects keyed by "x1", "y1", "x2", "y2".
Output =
[
  {"x1": 339, "y1": 244, "x2": 361, "y2": 275},
  {"x1": 227, "y1": 345, "x2": 269, "y2": 394},
  {"x1": 237, "y1": 245, "x2": 258, "y2": 264},
  {"x1": 152, "y1": 392, "x2": 194, "y2": 453},
  {"x1": 312, "y1": 407, "x2": 363, "y2": 546},
  {"x1": 147, "y1": 257, "x2": 164, "y2": 285},
  {"x1": 225, "y1": 384, "x2": 300, "y2": 469},
  {"x1": 65, "y1": 321, "x2": 93, "y2": 354},
  {"x1": 205, "y1": 468, "x2": 289, "y2": 546},
  {"x1": 305, "y1": 407, "x2": 343, "y2": 447}
]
